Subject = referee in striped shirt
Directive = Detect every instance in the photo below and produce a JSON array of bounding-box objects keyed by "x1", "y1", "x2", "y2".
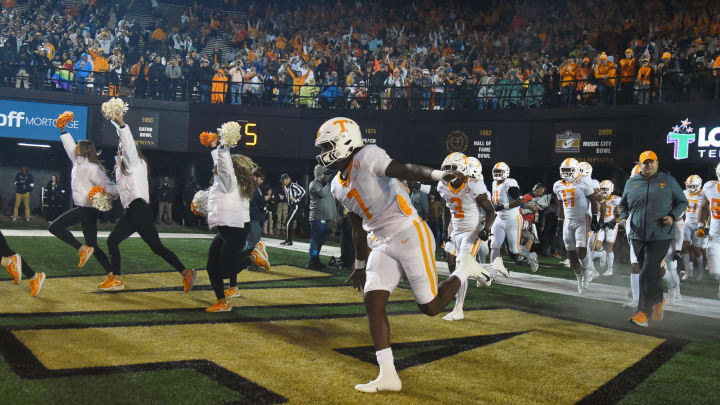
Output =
[{"x1": 280, "y1": 174, "x2": 307, "y2": 246}]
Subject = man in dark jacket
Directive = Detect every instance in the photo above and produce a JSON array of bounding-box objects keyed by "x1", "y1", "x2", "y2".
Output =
[
  {"x1": 147, "y1": 56, "x2": 165, "y2": 99},
  {"x1": 620, "y1": 150, "x2": 687, "y2": 327},
  {"x1": 181, "y1": 57, "x2": 198, "y2": 101},
  {"x1": 14, "y1": 167, "x2": 34, "y2": 222},
  {"x1": 197, "y1": 58, "x2": 215, "y2": 104},
  {"x1": 307, "y1": 165, "x2": 337, "y2": 269},
  {"x1": 156, "y1": 177, "x2": 174, "y2": 224},
  {"x1": 44, "y1": 175, "x2": 66, "y2": 222}
]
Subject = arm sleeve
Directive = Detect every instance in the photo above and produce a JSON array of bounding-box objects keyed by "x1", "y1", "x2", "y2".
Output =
[
  {"x1": 89, "y1": 166, "x2": 119, "y2": 198},
  {"x1": 367, "y1": 146, "x2": 393, "y2": 177},
  {"x1": 669, "y1": 177, "x2": 689, "y2": 220},
  {"x1": 507, "y1": 186, "x2": 521, "y2": 200},
  {"x1": 114, "y1": 123, "x2": 140, "y2": 169},
  {"x1": 60, "y1": 132, "x2": 78, "y2": 163},
  {"x1": 619, "y1": 182, "x2": 630, "y2": 220},
  {"x1": 212, "y1": 147, "x2": 236, "y2": 192},
  {"x1": 309, "y1": 181, "x2": 323, "y2": 197},
  {"x1": 292, "y1": 183, "x2": 306, "y2": 200}
]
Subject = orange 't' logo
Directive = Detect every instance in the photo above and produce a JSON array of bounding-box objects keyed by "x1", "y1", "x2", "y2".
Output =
[
  {"x1": 659, "y1": 183, "x2": 666, "y2": 189},
  {"x1": 333, "y1": 119, "x2": 350, "y2": 132}
]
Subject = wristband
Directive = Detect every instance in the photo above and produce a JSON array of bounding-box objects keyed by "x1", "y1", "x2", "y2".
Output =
[
  {"x1": 354, "y1": 259, "x2": 366, "y2": 270},
  {"x1": 430, "y1": 170, "x2": 443, "y2": 182},
  {"x1": 503, "y1": 203, "x2": 510, "y2": 209}
]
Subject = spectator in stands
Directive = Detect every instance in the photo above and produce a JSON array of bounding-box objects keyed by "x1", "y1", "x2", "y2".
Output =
[
  {"x1": 635, "y1": 55, "x2": 653, "y2": 104},
  {"x1": 13, "y1": 45, "x2": 33, "y2": 89},
  {"x1": 131, "y1": 55, "x2": 148, "y2": 98},
  {"x1": 164, "y1": 57, "x2": 181, "y2": 100},
  {"x1": 147, "y1": 55, "x2": 165, "y2": 99},
  {"x1": 228, "y1": 59, "x2": 244, "y2": 104},
  {"x1": 619, "y1": 49, "x2": 637, "y2": 104},
  {"x1": 73, "y1": 53, "x2": 92, "y2": 95},
  {"x1": 13, "y1": 166, "x2": 33, "y2": 222},
  {"x1": 156, "y1": 177, "x2": 174, "y2": 225},
  {"x1": 180, "y1": 56, "x2": 197, "y2": 101},
  {"x1": 559, "y1": 57, "x2": 578, "y2": 107},
  {"x1": 197, "y1": 58, "x2": 214, "y2": 103},
  {"x1": 657, "y1": 51, "x2": 684, "y2": 103},
  {"x1": 210, "y1": 65, "x2": 228, "y2": 104}
]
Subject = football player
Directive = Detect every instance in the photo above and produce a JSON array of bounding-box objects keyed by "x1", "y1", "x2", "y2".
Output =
[
  {"x1": 681, "y1": 175, "x2": 705, "y2": 281},
  {"x1": 490, "y1": 162, "x2": 539, "y2": 272},
  {"x1": 594, "y1": 180, "x2": 621, "y2": 275},
  {"x1": 697, "y1": 163, "x2": 720, "y2": 299},
  {"x1": 553, "y1": 158, "x2": 599, "y2": 294},
  {"x1": 577, "y1": 161, "x2": 603, "y2": 284},
  {"x1": 315, "y1": 117, "x2": 507, "y2": 393},
  {"x1": 438, "y1": 153, "x2": 497, "y2": 321},
  {"x1": 467, "y1": 157, "x2": 490, "y2": 264},
  {"x1": 624, "y1": 164, "x2": 642, "y2": 307}
]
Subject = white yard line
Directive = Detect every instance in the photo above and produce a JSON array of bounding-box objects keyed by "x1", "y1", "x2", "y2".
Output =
[{"x1": 6, "y1": 230, "x2": 719, "y2": 319}]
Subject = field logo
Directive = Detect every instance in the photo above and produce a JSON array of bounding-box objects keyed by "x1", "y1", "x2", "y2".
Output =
[{"x1": 555, "y1": 130, "x2": 580, "y2": 153}]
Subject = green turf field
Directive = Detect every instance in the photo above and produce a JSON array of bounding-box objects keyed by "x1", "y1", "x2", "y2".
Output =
[{"x1": 1, "y1": 236, "x2": 719, "y2": 404}]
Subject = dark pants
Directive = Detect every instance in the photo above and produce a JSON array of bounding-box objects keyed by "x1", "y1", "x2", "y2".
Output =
[
  {"x1": 309, "y1": 219, "x2": 331, "y2": 260},
  {"x1": 207, "y1": 225, "x2": 251, "y2": 300},
  {"x1": 428, "y1": 220, "x2": 442, "y2": 248},
  {"x1": 0, "y1": 230, "x2": 35, "y2": 278},
  {"x1": 285, "y1": 204, "x2": 307, "y2": 242},
  {"x1": 339, "y1": 215, "x2": 355, "y2": 267},
  {"x1": 631, "y1": 239, "x2": 672, "y2": 315},
  {"x1": 49, "y1": 206, "x2": 113, "y2": 273},
  {"x1": 107, "y1": 199, "x2": 185, "y2": 275}
]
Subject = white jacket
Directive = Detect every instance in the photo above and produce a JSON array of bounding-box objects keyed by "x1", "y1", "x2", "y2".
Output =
[
  {"x1": 61, "y1": 132, "x2": 118, "y2": 207},
  {"x1": 112, "y1": 123, "x2": 150, "y2": 208},
  {"x1": 207, "y1": 146, "x2": 250, "y2": 229}
]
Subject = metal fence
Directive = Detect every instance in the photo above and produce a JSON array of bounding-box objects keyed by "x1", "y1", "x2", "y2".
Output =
[{"x1": 3, "y1": 67, "x2": 719, "y2": 110}]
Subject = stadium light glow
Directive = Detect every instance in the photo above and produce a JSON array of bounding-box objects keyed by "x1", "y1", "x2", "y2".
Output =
[{"x1": 17, "y1": 142, "x2": 52, "y2": 148}]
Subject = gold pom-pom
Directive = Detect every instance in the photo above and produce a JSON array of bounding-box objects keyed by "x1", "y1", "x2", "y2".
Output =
[
  {"x1": 217, "y1": 121, "x2": 242, "y2": 147},
  {"x1": 101, "y1": 98, "x2": 129, "y2": 121}
]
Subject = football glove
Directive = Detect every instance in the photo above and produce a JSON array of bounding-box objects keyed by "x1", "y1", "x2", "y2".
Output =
[
  {"x1": 697, "y1": 227, "x2": 709, "y2": 238},
  {"x1": 478, "y1": 228, "x2": 491, "y2": 241},
  {"x1": 590, "y1": 215, "x2": 600, "y2": 232}
]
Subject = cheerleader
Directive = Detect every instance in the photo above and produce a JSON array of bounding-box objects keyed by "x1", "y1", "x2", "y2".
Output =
[
  {"x1": 49, "y1": 128, "x2": 118, "y2": 276},
  {"x1": 105, "y1": 113, "x2": 196, "y2": 291},
  {"x1": 1, "y1": 230, "x2": 46, "y2": 297},
  {"x1": 204, "y1": 137, "x2": 255, "y2": 312}
]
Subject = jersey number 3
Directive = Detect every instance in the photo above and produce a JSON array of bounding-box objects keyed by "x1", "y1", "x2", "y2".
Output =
[{"x1": 449, "y1": 197, "x2": 465, "y2": 219}]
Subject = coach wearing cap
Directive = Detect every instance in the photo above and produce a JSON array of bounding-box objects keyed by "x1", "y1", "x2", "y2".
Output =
[{"x1": 619, "y1": 150, "x2": 687, "y2": 327}]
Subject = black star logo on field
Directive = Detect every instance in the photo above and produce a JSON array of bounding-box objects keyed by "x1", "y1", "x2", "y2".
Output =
[{"x1": 334, "y1": 330, "x2": 532, "y2": 371}]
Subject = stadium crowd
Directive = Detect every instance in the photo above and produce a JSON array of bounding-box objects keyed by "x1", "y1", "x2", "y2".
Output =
[{"x1": 1, "y1": 0, "x2": 719, "y2": 109}]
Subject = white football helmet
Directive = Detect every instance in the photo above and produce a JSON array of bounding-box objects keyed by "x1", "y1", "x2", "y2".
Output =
[
  {"x1": 631, "y1": 164, "x2": 641, "y2": 176},
  {"x1": 492, "y1": 162, "x2": 510, "y2": 181},
  {"x1": 466, "y1": 157, "x2": 482, "y2": 178},
  {"x1": 600, "y1": 180, "x2": 614, "y2": 198},
  {"x1": 578, "y1": 161, "x2": 593, "y2": 178},
  {"x1": 685, "y1": 175, "x2": 702, "y2": 194},
  {"x1": 559, "y1": 158, "x2": 580, "y2": 182},
  {"x1": 314, "y1": 117, "x2": 363, "y2": 167},
  {"x1": 716, "y1": 162, "x2": 720, "y2": 180},
  {"x1": 441, "y1": 152, "x2": 468, "y2": 174}
]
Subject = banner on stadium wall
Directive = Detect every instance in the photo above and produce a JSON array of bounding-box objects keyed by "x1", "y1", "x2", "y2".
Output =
[
  {"x1": 101, "y1": 111, "x2": 160, "y2": 149},
  {"x1": 0, "y1": 99, "x2": 88, "y2": 141},
  {"x1": 552, "y1": 121, "x2": 616, "y2": 165},
  {"x1": 664, "y1": 116, "x2": 720, "y2": 161}
]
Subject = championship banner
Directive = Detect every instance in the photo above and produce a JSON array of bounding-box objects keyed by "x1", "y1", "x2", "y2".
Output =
[
  {"x1": 0, "y1": 99, "x2": 88, "y2": 141},
  {"x1": 102, "y1": 111, "x2": 160, "y2": 149},
  {"x1": 553, "y1": 121, "x2": 616, "y2": 165}
]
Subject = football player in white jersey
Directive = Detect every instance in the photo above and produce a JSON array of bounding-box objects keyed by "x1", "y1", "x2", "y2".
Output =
[
  {"x1": 623, "y1": 164, "x2": 642, "y2": 307},
  {"x1": 594, "y1": 180, "x2": 622, "y2": 275},
  {"x1": 697, "y1": 163, "x2": 720, "y2": 299},
  {"x1": 577, "y1": 161, "x2": 604, "y2": 283},
  {"x1": 553, "y1": 158, "x2": 599, "y2": 294},
  {"x1": 315, "y1": 117, "x2": 507, "y2": 393},
  {"x1": 438, "y1": 153, "x2": 496, "y2": 321},
  {"x1": 467, "y1": 157, "x2": 491, "y2": 264},
  {"x1": 681, "y1": 175, "x2": 706, "y2": 281},
  {"x1": 490, "y1": 162, "x2": 540, "y2": 272}
]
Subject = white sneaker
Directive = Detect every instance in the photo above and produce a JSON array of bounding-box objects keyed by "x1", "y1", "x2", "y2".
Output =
[
  {"x1": 681, "y1": 269, "x2": 693, "y2": 281},
  {"x1": 583, "y1": 269, "x2": 599, "y2": 289},
  {"x1": 605, "y1": 267, "x2": 614, "y2": 276},
  {"x1": 355, "y1": 373, "x2": 402, "y2": 393},
  {"x1": 561, "y1": 259, "x2": 571, "y2": 268},
  {"x1": 575, "y1": 272, "x2": 584, "y2": 294},
  {"x1": 529, "y1": 252, "x2": 539, "y2": 273},
  {"x1": 442, "y1": 309, "x2": 464, "y2": 321},
  {"x1": 622, "y1": 299, "x2": 638, "y2": 308}
]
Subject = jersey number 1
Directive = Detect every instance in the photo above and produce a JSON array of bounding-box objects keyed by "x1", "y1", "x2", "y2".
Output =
[
  {"x1": 560, "y1": 188, "x2": 576, "y2": 208},
  {"x1": 347, "y1": 188, "x2": 372, "y2": 219}
]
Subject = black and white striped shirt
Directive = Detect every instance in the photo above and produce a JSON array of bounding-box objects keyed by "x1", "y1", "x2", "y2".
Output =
[{"x1": 283, "y1": 182, "x2": 306, "y2": 206}]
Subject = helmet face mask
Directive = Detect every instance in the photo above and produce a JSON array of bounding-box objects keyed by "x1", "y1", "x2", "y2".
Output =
[
  {"x1": 492, "y1": 162, "x2": 509, "y2": 181},
  {"x1": 685, "y1": 175, "x2": 702, "y2": 194},
  {"x1": 559, "y1": 158, "x2": 579, "y2": 182}
]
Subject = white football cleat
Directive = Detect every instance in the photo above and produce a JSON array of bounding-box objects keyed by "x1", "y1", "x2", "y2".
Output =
[
  {"x1": 561, "y1": 259, "x2": 571, "y2": 268},
  {"x1": 605, "y1": 267, "x2": 614, "y2": 276},
  {"x1": 354, "y1": 374, "x2": 402, "y2": 393},
  {"x1": 575, "y1": 272, "x2": 584, "y2": 294},
  {"x1": 681, "y1": 269, "x2": 692, "y2": 281},
  {"x1": 457, "y1": 254, "x2": 505, "y2": 287},
  {"x1": 442, "y1": 309, "x2": 464, "y2": 321},
  {"x1": 529, "y1": 252, "x2": 539, "y2": 273},
  {"x1": 583, "y1": 269, "x2": 599, "y2": 289}
]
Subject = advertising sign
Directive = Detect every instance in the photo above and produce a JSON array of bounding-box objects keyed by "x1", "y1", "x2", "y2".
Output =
[
  {"x1": 102, "y1": 111, "x2": 160, "y2": 149},
  {"x1": 0, "y1": 99, "x2": 88, "y2": 141},
  {"x1": 553, "y1": 121, "x2": 616, "y2": 165}
]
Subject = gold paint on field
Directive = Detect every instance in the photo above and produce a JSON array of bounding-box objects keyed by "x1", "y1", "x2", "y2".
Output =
[
  {"x1": 15, "y1": 310, "x2": 664, "y2": 405},
  {"x1": 0, "y1": 266, "x2": 402, "y2": 313}
]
